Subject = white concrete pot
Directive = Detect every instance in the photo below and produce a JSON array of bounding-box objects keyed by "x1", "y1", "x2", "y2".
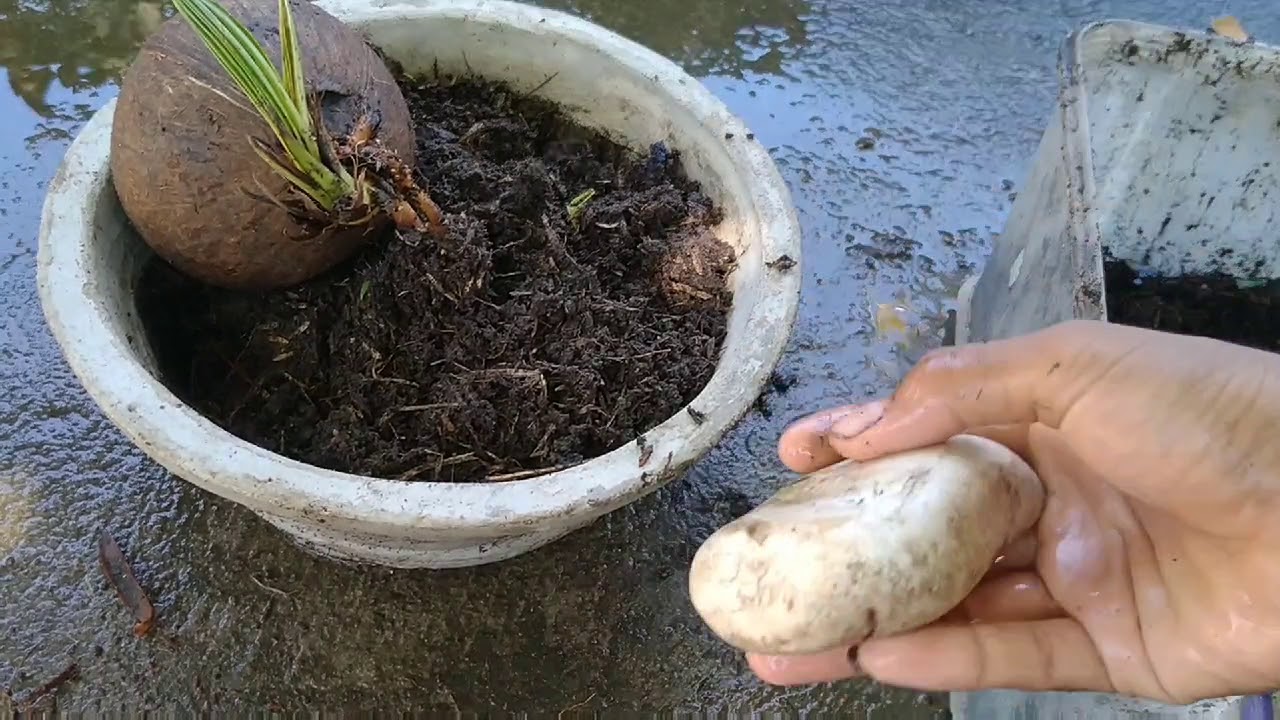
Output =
[{"x1": 36, "y1": 0, "x2": 801, "y2": 569}]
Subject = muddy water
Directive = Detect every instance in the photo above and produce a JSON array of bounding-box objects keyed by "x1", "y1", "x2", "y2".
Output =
[{"x1": 2, "y1": 0, "x2": 1277, "y2": 713}]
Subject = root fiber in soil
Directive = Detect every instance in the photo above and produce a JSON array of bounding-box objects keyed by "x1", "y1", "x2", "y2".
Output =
[
  {"x1": 135, "y1": 71, "x2": 736, "y2": 483},
  {"x1": 1103, "y1": 258, "x2": 1280, "y2": 352}
]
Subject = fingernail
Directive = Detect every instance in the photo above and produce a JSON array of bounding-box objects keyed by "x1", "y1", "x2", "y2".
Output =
[{"x1": 830, "y1": 399, "x2": 887, "y2": 439}]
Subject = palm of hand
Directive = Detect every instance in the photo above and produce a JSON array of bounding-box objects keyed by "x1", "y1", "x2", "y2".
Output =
[
  {"x1": 748, "y1": 321, "x2": 1280, "y2": 703},
  {"x1": 1030, "y1": 371, "x2": 1280, "y2": 703}
]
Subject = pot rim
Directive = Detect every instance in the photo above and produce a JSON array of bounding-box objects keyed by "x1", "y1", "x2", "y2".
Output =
[{"x1": 37, "y1": 0, "x2": 801, "y2": 535}]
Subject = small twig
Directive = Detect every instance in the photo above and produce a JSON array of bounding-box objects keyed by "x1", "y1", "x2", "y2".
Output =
[
  {"x1": 14, "y1": 663, "x2": 79, "y2": 712},
  {"x1": 457, "y1": 368, "x2": 544, "y2": 383},
  {"x1": 485, "y1": 464, "x2": 576, "y2": 482},
  {"x1": 459, "y1": 120, "x2": 494, "y2": 147},
  {"x1": 669, "y1": 282, "x2": 713, "y2": 301},
  {"x1": 214, "y1": 333, "x2": 259, "y2": 390},
  {"x1": 596, "y1": 298, "x2": 644, "y2": 312},
  {"x1": 558, "y1": 692, "x2": 597, "y2": 719},
  {"x1": 420, "y1": 271, "x2": 459, "y2": 304},
  {"x1": 250, "y1": 576, "x2": 290, "y2": 598},
  {"x1": 525, "y1": 71, "x2": 560, "y2": 98},
  {"x1": 280, "y1": 373, "x2": 318, "y2": 410},
  {"x1": 531, "y1": 426, "x2": 554, "y2": 459},
  {"x1": 396, "y1": 453, "x2": 478, "y2": 482},
  {"x1": 225, "y1": 375, "x2": 268, "y2": 424},
  {"x1": 604, "y1": 349, "x2": 670, "y2": 362},
  {"x1": 368, "y1": 376, "x2": 419, "y2": 387},
  {"x1": 379, "y1": 403, "x2": 461, "y2": 428},
  {"x1": 541, "y1": 214, "x2": 586, "y2": 273},
  {"x1": 98, "y1": 531, "x2": 157, "y2": 638},
  {"x1": 392, "y1": 403, "x2": 458, "y2": 413},
  {"x1": 439, "y1": 453, "x2": 476, "y2": 467}
]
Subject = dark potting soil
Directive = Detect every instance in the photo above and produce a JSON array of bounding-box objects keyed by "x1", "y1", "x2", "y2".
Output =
[
  {"x1": 1103, "y1": 259, "x2": 1280, "y2": 352},
  {"x1": 135, "y1": 72, "x2": 736, "y2": 483}
]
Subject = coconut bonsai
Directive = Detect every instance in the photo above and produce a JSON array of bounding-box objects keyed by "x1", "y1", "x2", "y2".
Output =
[{"x1": 110, "y1": 0, "x2": 444, "y2": 290}]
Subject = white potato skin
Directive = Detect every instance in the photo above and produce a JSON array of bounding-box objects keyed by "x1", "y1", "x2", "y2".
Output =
[{"x1": 688, "y1": 434, "x2": 1044, "y2": 655}]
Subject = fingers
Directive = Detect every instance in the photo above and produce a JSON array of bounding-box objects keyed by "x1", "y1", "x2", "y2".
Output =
[
  {"x1": 778, "y1": 412, "x2": 1032, "y2": 477},
  {"x1": 747, "y1": 647, "x2": 861, "y2": 686},
  {"x1": 754, "y1": 620, "x2": 1116, "y2": 696},
  {"x1": 962, "y1": 571, "x2": 1061, "y2": 623},
  {"x1": 855, "y1": 617, "x2": 1113, "y2": 694},
  {"x1": 776, "y1": 322, "x2": 1092, "y2": 471},
  {"x1": 777, "y1": 400, "x2": 885, "y2": 473},
  {"x1": 830, "y1": 335, "x2": 1059, "y2": 461},
  {"x1": 962, "y1": 424, "x2": 1034, "y2": 463},
  {"x1": 749, "y1": 572, "x2": 1066, "y2": 687},
  {"x1": 825, "y1": 322, "x2": 1108, "y2": 462},
  {"x1": 988, "y1": 532, "x2": 1039, "y2": 574}
]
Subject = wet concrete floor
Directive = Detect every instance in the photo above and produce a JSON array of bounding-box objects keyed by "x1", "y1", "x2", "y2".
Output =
[{"x1": 2, "y1": 0, "x2": 1278, "y2": 713}]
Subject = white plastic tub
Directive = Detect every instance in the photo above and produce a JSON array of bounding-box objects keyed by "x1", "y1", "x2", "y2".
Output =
[
  {"x1": 959, "y1": 19, "x2": 1280, "y2": 345},
  {"x1": 954, "y1": 18, "x2": 1279, "y2": 720},
  {"x1": 37, "y1": 0, "x2": 801, "y2": 569}
]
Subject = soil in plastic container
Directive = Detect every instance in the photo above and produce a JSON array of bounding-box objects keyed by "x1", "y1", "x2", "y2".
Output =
[
  {"x1": 135, "y1": 69, "x2": 736, "y2": 484},
  {"x1": 1104, "y1": 258, "x2": 1280, "y2": 352}
]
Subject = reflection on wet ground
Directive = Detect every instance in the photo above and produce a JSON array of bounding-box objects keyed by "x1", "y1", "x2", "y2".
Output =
[
  {"x1": 1, "y1": 0, "x2": 1277, "y2": 712},
  {"x1": 2, "y1": 0, "x2": 165, "y2": 118}
]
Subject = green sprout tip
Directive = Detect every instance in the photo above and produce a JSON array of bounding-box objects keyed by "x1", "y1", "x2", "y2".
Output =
[
  {"x1": 171, "y1": 0, "x2": 354, "y2": 211},
  {"x1": 567, "y1": 188, "x2": 596, "y2": 228}
]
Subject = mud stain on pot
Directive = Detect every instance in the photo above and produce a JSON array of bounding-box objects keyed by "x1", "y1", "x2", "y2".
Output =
[{"x1": 133, "y1": 70, "x2": 735, "y2": 483}]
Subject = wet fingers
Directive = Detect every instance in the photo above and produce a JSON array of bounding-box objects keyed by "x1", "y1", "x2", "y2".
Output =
[
  {"x1": 963, "y1": 571, "x2": 1063, "y2": 623},
  {"x1": 747, "y1": 646, "x2": 863, "y2": 685},
  {"x1": 777, "y1": 400, "x2": 885, "y2": 473}
]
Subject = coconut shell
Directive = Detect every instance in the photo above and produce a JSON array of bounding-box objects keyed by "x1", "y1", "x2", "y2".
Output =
[{"x1": 110, "y1": 0, "x2": 415, "y2": 290}]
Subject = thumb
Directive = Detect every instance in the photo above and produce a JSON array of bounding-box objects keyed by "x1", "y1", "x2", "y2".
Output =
[
  {"x1": 827, "y1": 321, "x2": 1108, "y2": 461},
  {"x1": 855, "y1": 618, "x2": 1114, "y2": 694}
]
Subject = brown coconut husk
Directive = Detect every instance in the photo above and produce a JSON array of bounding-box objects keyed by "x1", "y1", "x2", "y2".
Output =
[{"x1": 110, "y1": 0, "x2": 432, "y2": 290}]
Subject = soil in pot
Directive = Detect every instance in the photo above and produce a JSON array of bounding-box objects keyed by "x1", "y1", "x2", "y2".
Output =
[
  {"x1": 1103, "y1": 258, "x2": 1280, "y2": 352},
  {"x1": 135, "y1": 69, "x2": 737, "y2": 483}
]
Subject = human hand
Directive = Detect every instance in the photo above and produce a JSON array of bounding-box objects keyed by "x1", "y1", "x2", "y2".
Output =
[{"x1": 748, "y1": 319, "x2": 1280, "y2": 704}]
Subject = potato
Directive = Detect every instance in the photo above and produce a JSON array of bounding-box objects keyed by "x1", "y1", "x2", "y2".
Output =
[{"x1": 687, "y1": 434, "x2": 1044, "y2": 655}]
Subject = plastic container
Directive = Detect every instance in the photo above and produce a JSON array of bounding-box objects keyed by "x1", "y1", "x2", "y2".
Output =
[
  {"x1": 952, "y1": 18, "x2": 1280, "y2": 720},
  {"x1": 958, "y1": 19, "x2": 1280, "y2": 348},
  {"x1": 36, "y1": 0, "x2": 801, "y2": 569}
]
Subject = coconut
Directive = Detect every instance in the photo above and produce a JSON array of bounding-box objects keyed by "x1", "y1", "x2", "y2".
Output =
[{"x1": 110, "y1": 0, "x2": 430, "y2": 290}]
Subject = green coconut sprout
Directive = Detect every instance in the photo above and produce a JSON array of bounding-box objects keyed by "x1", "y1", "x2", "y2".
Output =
[
  {"x1": 567, "y1": 188, "x2": 596, "y2": 228},
  {"x1": 171, "y1": 0, "x2": 355, "y2": 211}
]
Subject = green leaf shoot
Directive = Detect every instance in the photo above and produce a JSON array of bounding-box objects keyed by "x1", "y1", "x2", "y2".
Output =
[{"x1": 171, "y1": 0, "x2": 354, "y2": 210}]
